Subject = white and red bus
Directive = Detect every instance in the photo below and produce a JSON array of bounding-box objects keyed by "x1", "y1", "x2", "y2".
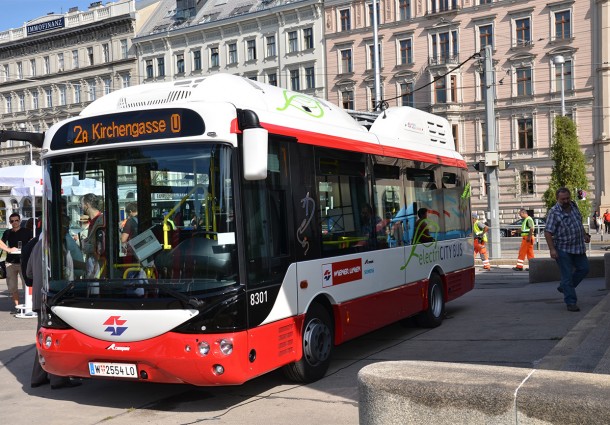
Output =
[{"x1": 28, "y1": 74, "x2": 473, "y2": 385}]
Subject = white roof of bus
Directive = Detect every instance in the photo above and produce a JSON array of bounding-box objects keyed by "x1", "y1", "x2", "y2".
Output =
[{"x1": 59, "y1": 74, "x2": 461, "y2": 163}]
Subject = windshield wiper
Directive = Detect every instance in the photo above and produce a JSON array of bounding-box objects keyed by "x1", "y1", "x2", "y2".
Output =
[{"x1": 156, "y1": 286, "x2": 204, "y2": 309}]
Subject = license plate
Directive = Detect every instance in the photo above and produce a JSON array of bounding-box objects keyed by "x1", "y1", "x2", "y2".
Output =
[{"x1": 88, "y1": 362, "x2": 138, "y2": 378}]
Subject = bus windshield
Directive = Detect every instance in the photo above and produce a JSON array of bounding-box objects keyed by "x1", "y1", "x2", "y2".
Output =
[{"x1": 45, "y1": 143, "x2": 238, "y2": 300}]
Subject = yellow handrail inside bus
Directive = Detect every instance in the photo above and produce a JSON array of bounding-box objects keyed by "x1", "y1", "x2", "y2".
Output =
[{"x1": 163, "y1": 184, "x2": 205, "y2": 249}]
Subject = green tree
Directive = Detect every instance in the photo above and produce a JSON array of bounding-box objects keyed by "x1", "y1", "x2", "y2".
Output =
[{"x1": 543, "y1": 116, "x2": 591, "y2": 218}]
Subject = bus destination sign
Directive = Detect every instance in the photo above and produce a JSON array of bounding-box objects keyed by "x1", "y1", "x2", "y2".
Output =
[{"x1": 51, "y1": 109, "x2": 205, "y2": 150}]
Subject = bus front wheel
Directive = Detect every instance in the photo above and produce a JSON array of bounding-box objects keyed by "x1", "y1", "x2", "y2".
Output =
[
  {"x1": 415, "y1": 273, "x2": 445, "y2": 328},
  {"x1": 283, "y1": 303, "x2": 333, "y2": 383}
]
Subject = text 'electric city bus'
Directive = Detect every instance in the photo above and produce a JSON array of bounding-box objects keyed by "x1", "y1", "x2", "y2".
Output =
[{"x1": 30, "y1": 74, "x2": 474, "y2": 386}]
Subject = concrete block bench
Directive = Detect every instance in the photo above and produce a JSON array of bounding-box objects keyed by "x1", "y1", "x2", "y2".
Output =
[
  {"x1": 358, "y1": 361, "x2": 610, "y2": 424},
  {"x1": 528, "y1": 256, "x2": 606, "y2": 283}
]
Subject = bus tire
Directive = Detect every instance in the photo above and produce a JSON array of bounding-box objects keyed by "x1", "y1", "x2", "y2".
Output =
[
  {"x1": 283, "y1": 303, "x2": 333, "y2": 383},
  {"x1": 415, "y1": 273, "x2": 445, "y2": 328}
]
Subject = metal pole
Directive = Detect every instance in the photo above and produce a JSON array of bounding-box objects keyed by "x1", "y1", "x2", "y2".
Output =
[
  {"x1": 484, "y1": 45, "x2": 501, "y2": 259},
  {"x1": 372, "y1": 0, "x2": 381, "y2": 111},
  {"x1": 560, "y1": 61, "x2": 566, "y2": 116}
]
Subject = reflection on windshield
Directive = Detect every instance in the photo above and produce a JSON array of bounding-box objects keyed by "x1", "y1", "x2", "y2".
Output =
[{"x1": 47, "y1": 144, "x2": 238, "y2": 297}]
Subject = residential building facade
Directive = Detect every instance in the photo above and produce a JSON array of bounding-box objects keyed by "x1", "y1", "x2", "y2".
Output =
[
  {"x1": 324, "y1": 0, "x2": 604, "y2": 224},
  {"x1": 133, "y1": 0, "x2": 325, "y2": 98},
  {"x1": 0, "y1": 0, "x2": 139, "y2": 222}
]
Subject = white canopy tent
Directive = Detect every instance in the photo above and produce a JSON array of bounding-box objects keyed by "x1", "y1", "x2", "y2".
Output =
[{"x1": 0, "y1": 164, "x2": 43, "y2": 232}]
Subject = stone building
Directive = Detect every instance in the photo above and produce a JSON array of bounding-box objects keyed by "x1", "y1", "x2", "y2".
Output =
[
  {"x1": 323, "y1": 0, "x2": 605, "y2": 224},
  {"x1": 0, "y1": 0, "x2": 140, "y2": 223},
  {"x1": 132, "y1": 0, "x2": 325, "y2": 98}
]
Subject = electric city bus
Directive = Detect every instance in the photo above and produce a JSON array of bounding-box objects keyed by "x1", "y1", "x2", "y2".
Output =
[{"x1": 25, "y1": 74, "x2": 474, "y2": 386}]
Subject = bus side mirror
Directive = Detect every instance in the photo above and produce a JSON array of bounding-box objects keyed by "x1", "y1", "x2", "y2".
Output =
[{"x1": 242, "y1": 127, "x2": 268, "y2": 180}]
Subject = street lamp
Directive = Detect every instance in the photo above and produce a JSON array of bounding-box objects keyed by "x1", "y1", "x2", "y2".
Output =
[{"x1": 553, "y1": 55, "x2": 566, "y2": 116}]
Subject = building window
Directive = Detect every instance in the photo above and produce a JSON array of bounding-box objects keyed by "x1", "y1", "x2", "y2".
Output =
[
  {"x1": 555, "y1": 10, "x2": 571, "y2": 40},
  {"x1": 193, "y1": 50, "x2": 202, "y2": 70},
  {"x1": 121, "y1": 39, "x2": 128, "y2": 59},
  {"x1": 400, "y1": 82, "x2": 414, "y2": 107},
  {"x1": 72, "y1": 50, "x2": 79, "y2": 69},
  {"x1": 43, "y1": 56, "x2": 50, "y2": 74},
  {"x1": 3, "y1": 64, "x2": 9, "y2": 82},
  {"x1": 399, "y1": 39, "x2": 412, "y2": 65},
  {"x1": 434, "y1": 77, "x2": 447, "y2": 103},
  {"x1": 17, "y1": 62, "x2": 23, "y2": 79},
  {"x1": 369, "y1": 86, "x2": 384, "y2": 110},
  {"x1": 210, "y1": 47, "x2": 219, "y2": 67},
  {"x1": 520, "y1": 171, "x2": 534, "y2": 195},
  {"x1": 146, "y1": 60, "x2": 153, "y2": 79},
  {"x1": 102, "y1": 43, "x2": 110, "y2": 63},
  {"x1": 288, "y1": 31, "x2": 298, "y2": 53},
  {"x1": 59, "y1": 86, "x2": 67, "y2": 106},
  {"x1": 290, "y1": 69, "x2": 300, "y2": 91},
  {"x1": 479, "y1": 24, "x2": 493, "y2": 49},
  {"x1": 157, "y1": 57, "x2": 165, "y2": 77},
  {"x1": 228, "y1": 43, "x2": 238, "y2": 64},
  {"x1": 266, "y1": 35, "x2": 276, "y2": 57},
  {"x1": 57, "y1": 53, "x2": 64, "y2": 71},
  {"x1": 340, "y1": 49, "x2": 353, "y2": 73},
  {"x1": 32, "y1": 92, "x2": 39, "y2": 109},
  {"x1": 268, "y1": 73, "x2": 277, "y2": 86},
  {"x1": 87, "y1": 47, "x2": 94, "y2": 66},
  {"x1": 5, "y1": 95, "x2": 11, "y2": 113},
  {"x1": 122, "y1": 74, "x2": 130, "y2": 88},
  {"x1": 555, "y1": 59, "x2": 573, "y2": 91},
  {"x1": 45, "y1": 88, "x2": 53, "y2": 108},
  {"x1": 399, "y1": 0, "x2": 411, "y2": 20},
  {"x1": 340, "y1": 9, "x2": 351, "y2": 31},
  {"x1": 479, "y1": 0, "x2": 492, "y2": 4},
  {"x1": 518, "y1": 118, "x2": 533, "y2": 149},
  {"x1": 515, "y1": 18, "x2": 531, "y2": 46},
  {"x1": 305, "y1": 67, "x2": 315, "y2": 89},
  {"x1": 450, "y1": 75, "x2": 457, "y2": 102},
  {"x1": 177, "y1": 54, "x2": 185, "y2": 73},
  {"x1": 368, "y1": 44, "x2": 382, "y2": 70},
  {"x1": 431, "y1": 0, "x2": 458, "y2": 13},
  {"x1": 478, "y1": 71, "x2": 485, "y2": 100},
  {"x1": 430, "y1": 31, "x2": 458, "y2": 65},
  {"x1": 88, "y1": 80, "x2": 96, "y2": 101},
  {"x1": 342, "y1": 90, "x2": 354, "y2": 109},
  {"x1": 247, "y1": 40, "x2": 256, "y2": 61},
  {"x1": 104, "y1": 78, "x2": 111, "y2": 95},
  {"x1": 30, "y1": 59, "x2": 36, "y2": 77},
  {"x1": 74, "y1": 85, "x2": 81, "y2": 103},
  {"x1": 303, "y1": 28, "x2": 314, "y2": 50},
  {"x1": 18, "y1": 94, "x2": 25, "y2": 112},
  {"x1": 368, "y1": 2, "x2": 380, "y2": 27},
  {"x1": 516, "y1": 67, "x2": 532, "y2": 96}
]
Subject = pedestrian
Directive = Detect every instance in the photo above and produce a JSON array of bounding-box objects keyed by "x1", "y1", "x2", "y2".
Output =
[
  {"x1": 513, "y1": 209, "x2": 535, "y2": 271},
  {"x1": 0, "y1": 213, "x2": 32, "y2": 314},
  {"x1": 544, "y1": 187, "x2": 591, "y2": 312},
  {"x1": 603, "y1": 209, "x2": 610, "y2": 234},
  {"x1": 592, "y1": 211, "x2": 601, "y2": 234},
  {"x1": 472, "y1": 213, "x2": 490, "y2": 270},
  {"x1": 28, "y1": 237, "x2": 82, "y2": 389}
]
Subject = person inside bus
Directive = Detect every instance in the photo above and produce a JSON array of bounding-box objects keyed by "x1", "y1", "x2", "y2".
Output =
[
  {"x1": 413, "y1": 208, "x2": 435, "y2": 244},
  {"x1": 81, "y1": 193, "x2": 105, "y2": 279},
  {"x1": 120, "y1": 202, "x2": 138, "y2": 257}
]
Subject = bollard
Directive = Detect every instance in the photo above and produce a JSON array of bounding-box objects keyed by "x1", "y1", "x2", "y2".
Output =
[{"x1": 605, "y1": 253, "x2": 610, "y2": 290}]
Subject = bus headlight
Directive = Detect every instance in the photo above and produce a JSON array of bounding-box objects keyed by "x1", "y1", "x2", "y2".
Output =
[
  {"x1": 219, "y1": 339, "x2": 233, "y2": 356},
  {"x1": 44, "y1": 335, "x2": 52, "y2": 349},
  {"x1": 198, "y1": 341, "x2": 210, "y2": 356}
]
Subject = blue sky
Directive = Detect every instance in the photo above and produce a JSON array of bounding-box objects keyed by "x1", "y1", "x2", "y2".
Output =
[{"x1": 2, "y1": 1, "x2": 99, "y2": 31}]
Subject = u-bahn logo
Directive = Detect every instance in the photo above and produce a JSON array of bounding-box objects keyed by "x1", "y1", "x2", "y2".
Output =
[{"x1": 103, "y1": 316, "x2": 128, "y2": 336}]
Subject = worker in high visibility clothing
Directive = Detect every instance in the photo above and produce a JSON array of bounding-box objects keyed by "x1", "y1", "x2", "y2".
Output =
[
  {"x1": 513, "y1": 209, "x2": 535, "y2": 271},
  {"x1": 472, "y1": 213, "x2": 491, "y2": 270}
]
